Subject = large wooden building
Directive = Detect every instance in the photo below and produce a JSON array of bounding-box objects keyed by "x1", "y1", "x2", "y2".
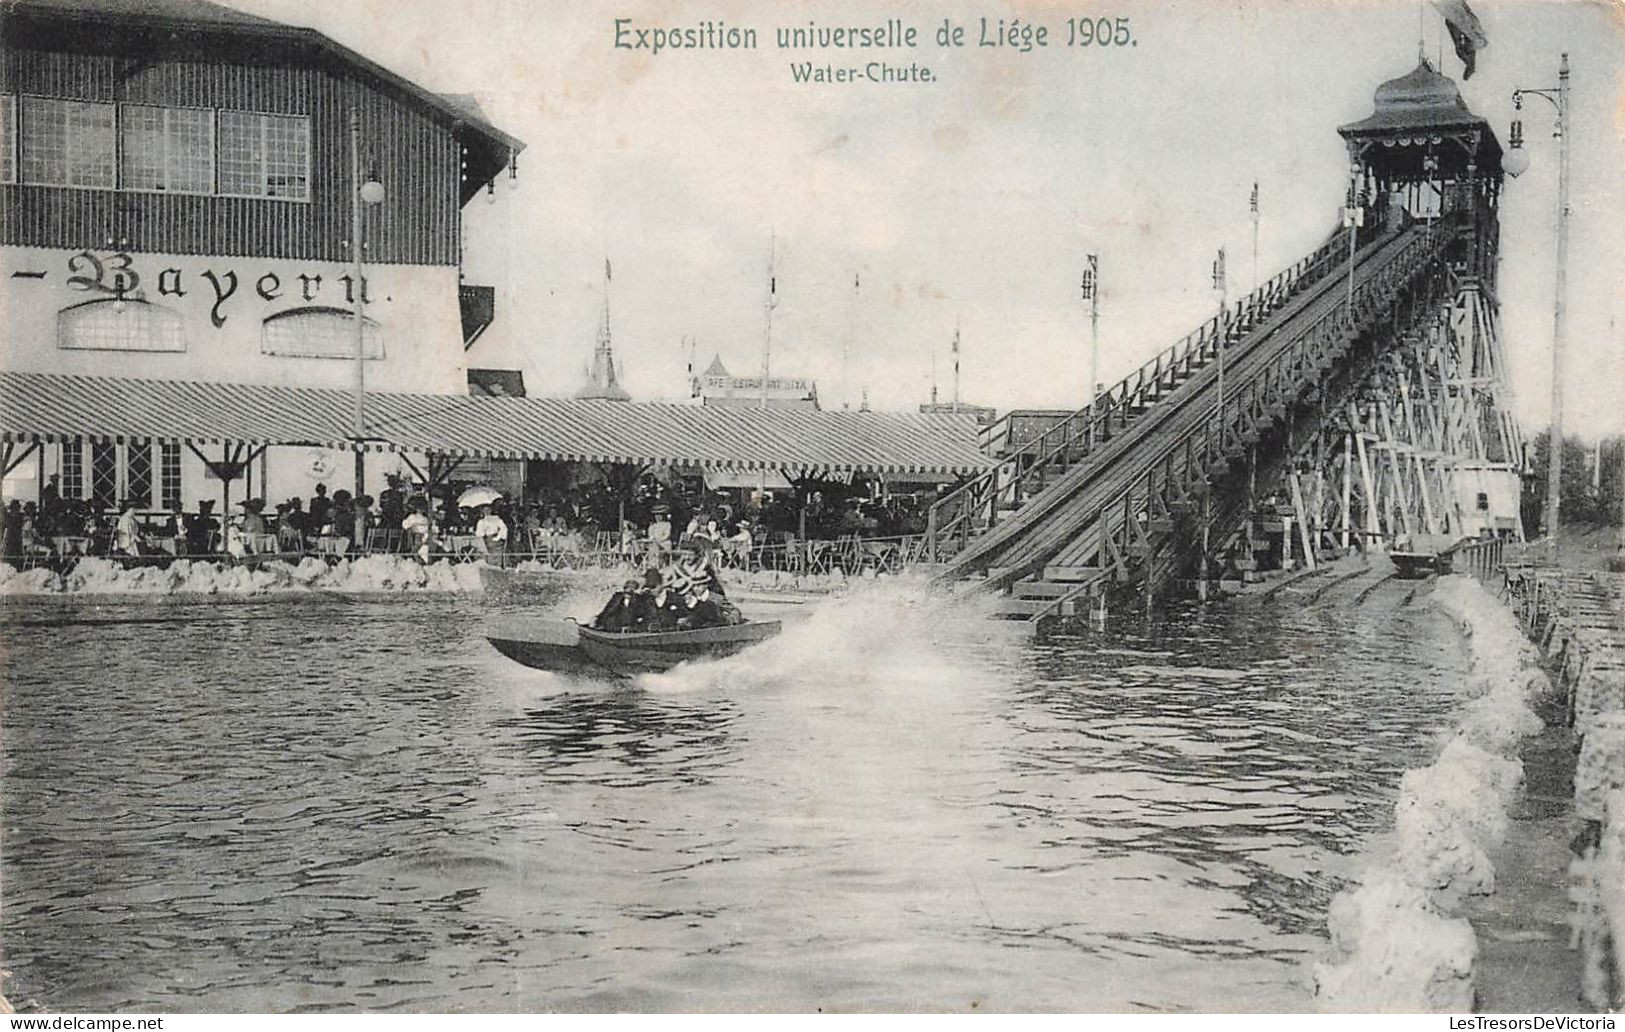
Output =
[{"x1": 0, "y1": 0, "x2": 522, "y2": 509}]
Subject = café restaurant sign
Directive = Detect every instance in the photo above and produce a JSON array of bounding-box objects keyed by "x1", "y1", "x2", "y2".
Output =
[{"x1": 9, "y1": 248, "x2": 389, "y2": 330}]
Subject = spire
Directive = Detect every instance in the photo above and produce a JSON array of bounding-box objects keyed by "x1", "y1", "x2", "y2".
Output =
[{"x1": 576, "y1": 261, "x2": 631, "y2": 401}]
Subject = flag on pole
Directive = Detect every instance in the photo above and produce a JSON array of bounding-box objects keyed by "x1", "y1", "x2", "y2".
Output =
[
  {"x1": 604, "y1": 257, "x2": 612, "y2": 282},
  {"x1": 1080, "y1": 253, "x2": 1098, "y2": 301},
  {"x1": 1431, "y1": 0, "x2": 1488, "y2": 78},
  {"x1": 1249, "y1": 182, "x2": 1259, "y2": 216},
  {"x1": 1212, "y1": 249, "x2": 1226, "y2": 291}
]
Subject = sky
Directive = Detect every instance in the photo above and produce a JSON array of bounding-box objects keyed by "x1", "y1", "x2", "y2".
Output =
[{"x1": 228, "y1": 0, "x2": 1625, "y2": 438}]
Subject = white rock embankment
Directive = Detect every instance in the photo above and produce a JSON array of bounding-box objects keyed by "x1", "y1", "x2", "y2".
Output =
[
  {"x1": 1314, "y1": 574, "x2": 1550, "y2": 1011},
  {"x1": 0, "y1": 555, "x2": 485, "y2": 596}
]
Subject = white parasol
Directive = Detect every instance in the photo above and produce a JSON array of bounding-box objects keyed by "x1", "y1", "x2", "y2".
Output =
[{"x1": 457, "y1": 486, "x2": 503, "y2": 508}]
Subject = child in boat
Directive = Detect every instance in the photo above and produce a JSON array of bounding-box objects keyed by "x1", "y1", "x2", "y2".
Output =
[{"x1": 594, "y1": 579, "x2": 647, "y2": 632}]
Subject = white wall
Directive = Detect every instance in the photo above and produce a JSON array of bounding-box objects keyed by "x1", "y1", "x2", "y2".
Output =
[{"x1": 0, "y1": 245, "x2": 468, "y2": 395}]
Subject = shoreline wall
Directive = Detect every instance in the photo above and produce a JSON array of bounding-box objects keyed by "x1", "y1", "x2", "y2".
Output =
[
  {"x1": 1312, "y1": 574, "x2": 1551, "y2": 1011},
  {"x1": 1501, "y1": 562, "x2": 1624, "y2": 1010},
  {"x1": 0, "y1": 555, "x2": 859, "y2": 598}
]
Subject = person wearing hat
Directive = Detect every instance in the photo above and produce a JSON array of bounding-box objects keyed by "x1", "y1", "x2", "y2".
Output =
[
  {"x1": 676, "y1": 584, "x2": 725, "y2": 630},
  {"x1": 241, "y1": 498, "x2": 268, "y2": 536},
  {"x1": 473, "y1": 503, "x2": 509, "y2": 567},
  {"x1": 401, "y1": 500, "x2": 432, "y2": 562},
  {"x1": 278, "y1": 498, "x2": 307, "y2": 552},
  {"x1": 641, "y1": 570, "x2": 685, "y2": 632},
  {"x1": 593, "y1": 578, "x2": 649, "y2": 633},
  {"x1": 646, "y1": 507, "x2": 672, "y2": 556},
  {"x1": 184, "y1": 500, "x2": 219, "y2": 556},
  {"x1": 112, "y1": 499, "x2": 142, "y2": 557},
  {"x1": 675, "y1": 539, "x2": 728, "y2": 598}
]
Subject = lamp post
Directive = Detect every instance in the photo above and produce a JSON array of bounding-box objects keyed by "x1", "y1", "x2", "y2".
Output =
[
  {"x1": 349, "y1": 109, "x2": 385, "y2": 549},
  {"x1": 1503, "y1": 54, "x2": 1571, "y2": 544},
  {"x1": 1081, "y1": 253, "x2": 1099, "y2": 448}
]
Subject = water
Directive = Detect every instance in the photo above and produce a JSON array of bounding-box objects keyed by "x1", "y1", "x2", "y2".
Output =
[{"x1": 0, "y1": 570, "x2": 1472, "y2": 1011}]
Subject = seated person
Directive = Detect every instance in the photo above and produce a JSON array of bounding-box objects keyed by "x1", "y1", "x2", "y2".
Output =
[
  {"x1": 184, "y1": 503, "x2": 219, "y2": 556},
  {"x1": 674, "y1": 542, "x2": 728, "y2": 597},
  {"x1": 281, "y1": 503, "x2": 308, "y2": 551},
  {"x1": 594, "y1": 579, "x2": 648, "y2": 633},
  {"x1": 401, "y1": 506, "x2": 432, "y2": 561},
  {"x1": 643, "y1": 573, "x2": 688, "y2": 632},
  {"x1": 676, "y1": 586, "x2": 726, "y2": 630}
]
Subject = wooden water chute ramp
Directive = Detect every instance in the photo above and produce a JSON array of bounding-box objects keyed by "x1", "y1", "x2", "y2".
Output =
[{"x1": 926, "y1": 60, "x2": 1517, "y2": 628}]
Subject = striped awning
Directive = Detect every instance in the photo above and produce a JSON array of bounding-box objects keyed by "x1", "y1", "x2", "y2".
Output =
[{"x1": 0, "y1": 372, "x2": 990, "y2": 477}]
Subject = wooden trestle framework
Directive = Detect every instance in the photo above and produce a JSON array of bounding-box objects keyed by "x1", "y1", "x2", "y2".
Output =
[{"x1": 927, "y1": 59, "x2": 1525, "y2": 622}]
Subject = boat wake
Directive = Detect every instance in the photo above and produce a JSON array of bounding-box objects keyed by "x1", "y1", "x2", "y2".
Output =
[{"x1": 633, "y1": 575, "x2": 1007, "y2": 695}]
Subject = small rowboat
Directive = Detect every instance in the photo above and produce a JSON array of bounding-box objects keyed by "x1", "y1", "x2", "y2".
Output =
[
  {"x1": 1389, "y1": 533, "x2": 1462, "y2": 579},
  {"x1": 485, "y1": 617, "x2": 781, "y2": 678}
]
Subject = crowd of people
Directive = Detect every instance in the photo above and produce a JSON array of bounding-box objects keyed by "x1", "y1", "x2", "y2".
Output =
[
  {"x1": 591, "y1": 540, "x2": 742, "y2": 633},
  {"x1": 2, "y1": 466, "x2": 940, "y2": 569}
]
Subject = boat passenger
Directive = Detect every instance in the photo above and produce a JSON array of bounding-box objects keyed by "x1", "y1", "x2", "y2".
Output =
[
  {"x1": 675, "y1": 541, "x2": 728, "y2": 597},
  {"x1": 677, "y1": 586, "x2": 725, "y2": 630},
  {"x1": 644, "y1": 575, "x2": 688, "y2": 632},
  {"x1": 594, "y1": 579, "x2": 647, "y2": 632}
]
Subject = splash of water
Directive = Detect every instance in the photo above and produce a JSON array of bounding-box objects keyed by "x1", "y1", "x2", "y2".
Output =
[{"x1": 635, "y1": 574, "x2": 1007, "y2": 695}]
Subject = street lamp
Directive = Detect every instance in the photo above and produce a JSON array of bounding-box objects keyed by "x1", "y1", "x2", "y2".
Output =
[
  {"x1": 349, "y1": 108, "x2": 385, "y2": 549},
  {"x1": 1505, "y1": 54, "x2": 1571, "y2": 544}
]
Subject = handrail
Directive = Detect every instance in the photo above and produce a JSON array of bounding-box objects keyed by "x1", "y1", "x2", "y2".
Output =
[
  {"x1": 926, "y1": 222, "x2": 1363, "y2": 561},
  {"x1": 1022, "y1": 221, "x2": 1453, "y2": 608}
]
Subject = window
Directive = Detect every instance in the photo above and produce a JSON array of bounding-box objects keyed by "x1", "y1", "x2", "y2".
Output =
[
  {"x1": 160, "y1": 442, "x2": 182, "y2": 511},
  {"x1": 20, "y1": 96, "x2": 115, "y2": 188},
  {"x1": 90, "y1": 442, "x2": 117, "y2": 510},
  {"x1": 58, "y1": 299, "x2": 186, "y2": 353},
  {"x1": 126, "y1": 440, "x2": 153, "y2": 508},
  {"x1": 1, "y1": 95, "x2": 14, "y2": 184},
  {"x1": 262, "y1": 307, "x2": 384, "y2": 360},
  {"x1": 121, "y1": 104, "x2": 213, "y2": 194},
  {"x1": 218, "y1": 110, "x2": 310, "y2": 200},
  {"x1": 62, "y1": 441, "x2": 84, "y2": 501}
]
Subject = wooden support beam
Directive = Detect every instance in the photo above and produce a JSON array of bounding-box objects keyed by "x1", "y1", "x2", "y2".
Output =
[
  {"x1": 1289, "y1": 472, "x2": 1317, "y2": 570},
  {"x1": 1355, "y1": 431, "x2": 1380, "y2": 551},
  {"x1": 1340, "y1": 434, "x2": 1352, "y2": 550},
  {"x1": 3, "y1": 440, "x2": 40, "y2": 479}
]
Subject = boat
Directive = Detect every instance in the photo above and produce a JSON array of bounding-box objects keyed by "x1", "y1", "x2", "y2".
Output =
[
  {"x1": 1389, "y1": 533, "x2": 1461, "y2": 579},
  {"x1": 485, "y1": 616, "x2": 782, "y2": 678}
]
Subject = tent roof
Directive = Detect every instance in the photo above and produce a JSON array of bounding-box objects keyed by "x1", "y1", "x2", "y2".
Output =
[{"x1": 0, "y1": 372, "x2": 989, "y2": 477}]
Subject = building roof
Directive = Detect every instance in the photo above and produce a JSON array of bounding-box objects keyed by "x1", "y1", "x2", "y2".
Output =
[
  {"x1": 702, "y1": 354, "x2": 731, "y2": 377},
  {"x1": 8, "y1": 0, "x2": 281, "y2": 27},
  {"x1": 1337, "y1": 59, "x2": 1502, "y2": 179},
  {"x1": 1338, "y1": 60, "x2": 1491, "y2": 136},
  {"x1": 0, "y1": 372, "x2": 990, "y2": 476},
  {"x1": 5, "y1": 0, "x2": 524, "y2": 192}
]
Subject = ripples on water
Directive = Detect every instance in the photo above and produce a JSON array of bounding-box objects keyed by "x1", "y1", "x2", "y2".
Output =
[{"x1": 0, "y1": 572, "x2": 1470, "y2": 1011}]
